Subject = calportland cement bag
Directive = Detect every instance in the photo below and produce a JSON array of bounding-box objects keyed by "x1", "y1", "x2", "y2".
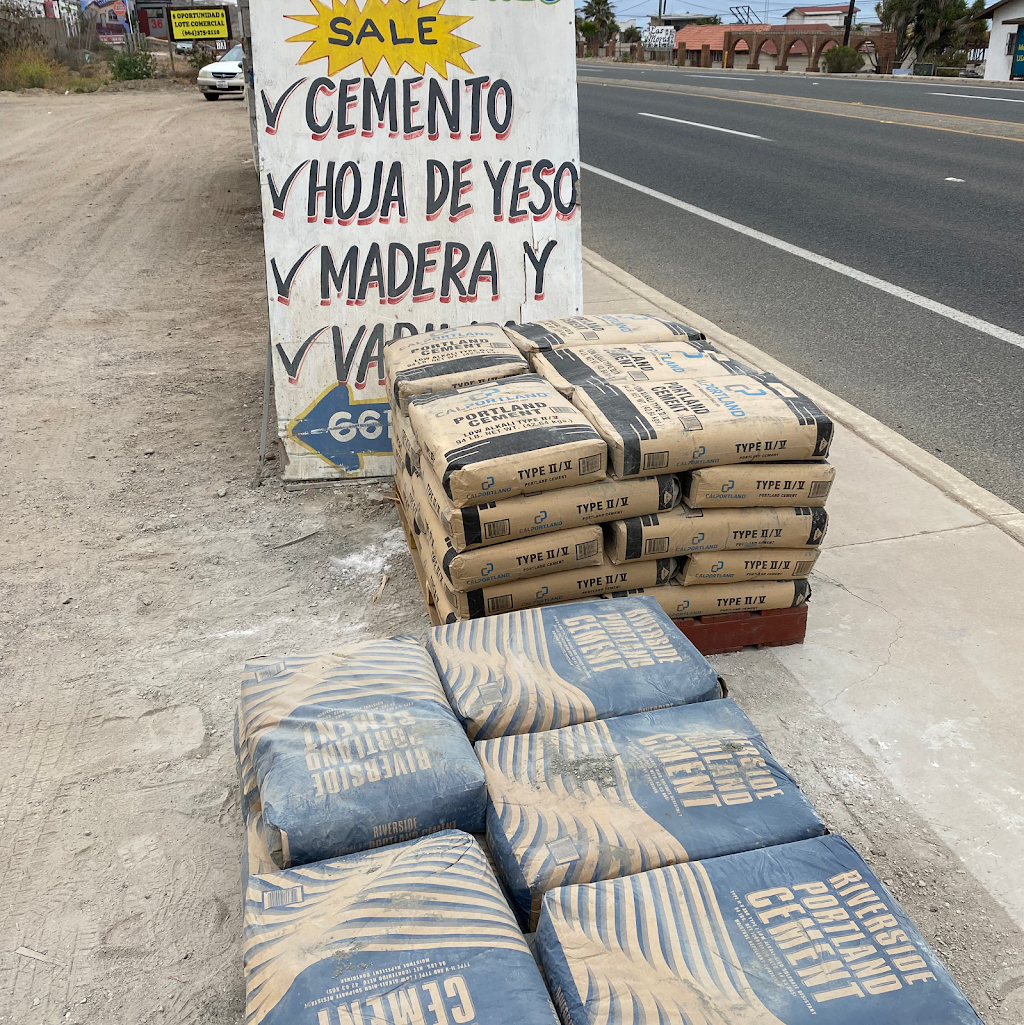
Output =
[
  {"x1": 536, "y1": 834, "x2": 983, "y2": 1025},
  {"x1": 606, "y1": 505, "x2": 828, "y2": 563},
  {"x1": 243, "y1": 831, "x2": 559, "y2": 1025},
  {"x1": 419, "y1": 456, "x2": 679, "y2": 551},
  {"x1": 609, "y1": 579, "x2": 812, "y2": 619},
  {"x1": 533, "y1": 343, "x2": 750, "y2": 399},
  {"x1": 478, "y1": 699, "x2": 824, "y2": 928},
  {"x1": 239, "y1": 639, "x2": 486, "y2": 867},
  {"x1": 683, "y1": 461, "x2": 836, "y2": 508},
  {"x1": 427, "y1": 595, "x2": 721, "y2": 741},
  {"x1": 504, "y1": 314, "x2": 705, "y2": 354},
  {"x1": 414, "y1": 472, "x2": 604, "y2": 589},
  {"x1": 408, "y1": 375, "x2": 607, "y2": 507},
  {"x1": 677, "y1": 548, "x2": 820, "y2": 585},
  {"x1": 572, "y1": 373, "x2": 833, "y2": 479},
  {"x1": 385, "y1": 324, "x2": 528, "y2": 412}
]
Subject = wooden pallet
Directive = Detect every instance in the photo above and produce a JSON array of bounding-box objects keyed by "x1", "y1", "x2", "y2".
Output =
[{"x1": 672, "y1": 604, "x2": 808, "y2": 656}]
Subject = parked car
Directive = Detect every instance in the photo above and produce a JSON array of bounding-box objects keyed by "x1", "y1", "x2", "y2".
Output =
[
  {"x1": 197, "y1": 44, "x2": 244, "y2": 100},
  {"x1": 175, "y1": 40, "x2": 192, "y2": 55}
]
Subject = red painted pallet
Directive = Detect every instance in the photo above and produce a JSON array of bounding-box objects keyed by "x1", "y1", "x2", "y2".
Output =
[{"x1": 672, "y1": 604, "x2": 808, "y2": 656}]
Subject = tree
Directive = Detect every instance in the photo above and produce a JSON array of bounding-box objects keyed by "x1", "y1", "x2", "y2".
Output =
[
  {"x1": 693, "y1": 15, "x2": 723, "y2": 24},
  {"x1": 623, "y1": 25, "x2": 642, "y2": 43},
  {"x1": 583, "y1": 0, "x2": 618, "y2": 47},
  {"x1": 876, "y1": 0, "x2": 987, "y2": 63},
  {"x1": 821, "y1": 44, "x2": 866, "y2": 71}
]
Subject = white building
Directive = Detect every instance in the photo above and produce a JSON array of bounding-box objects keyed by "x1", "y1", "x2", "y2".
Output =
[
  {"x1": 983, "y1": 0, "x2": 1024, "y2": 80},
  {"x1": 783, "y1": 4, "x2": 858, "y2": 27}
]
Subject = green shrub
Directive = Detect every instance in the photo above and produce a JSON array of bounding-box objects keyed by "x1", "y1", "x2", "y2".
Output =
[
  {"x1": 108, "y1": 49, "x2": 154, "y2": 82},
  {"x1": 16, "y1": 57, "x2": 50, "y2": 87},
  {"x1": 821, "y1": 45, "x2": 866, "y2": 73}
]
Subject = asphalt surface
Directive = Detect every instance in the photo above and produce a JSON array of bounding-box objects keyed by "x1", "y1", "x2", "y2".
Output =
[
  {"x1": 578, "y1": 61, "x2": 1024, "y2": 123},
  {"x1": 577, "y1": 71, "x2": 1024, "y2": 507}
]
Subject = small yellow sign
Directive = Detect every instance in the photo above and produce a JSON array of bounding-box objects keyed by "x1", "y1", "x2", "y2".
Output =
[{"x1": 168, "y1": 7, "x2": 229, "y2": 40}]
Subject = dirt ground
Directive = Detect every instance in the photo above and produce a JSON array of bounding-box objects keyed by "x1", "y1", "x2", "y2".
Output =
[{"x1": 1, "y1": 86, "x2": 1019, "y2": 1024}]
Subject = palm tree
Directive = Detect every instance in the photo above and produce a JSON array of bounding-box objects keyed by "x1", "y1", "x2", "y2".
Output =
[{"x1": 583, "y1": 0, "x2": 617, "y2": 48}]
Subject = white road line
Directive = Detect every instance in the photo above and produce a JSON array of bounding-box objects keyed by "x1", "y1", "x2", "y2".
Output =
[
  {"x1": 580, "y1": 162, "x2": 1024, "y2": 351},
  {"x1": 638, "y1": 111, "x2": 770, "y2": 139},
  {"x1": 929, "y1": 91, "x2": 1024, "y2": 103}
]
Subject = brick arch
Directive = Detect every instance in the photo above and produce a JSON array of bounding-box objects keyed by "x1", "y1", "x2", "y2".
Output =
[
  {"x1": 782, "y1": 35, "x2": 812, "y2": 61},
  {"x1": 724, "y1": 32, "x2": 755, "y2": 69}
]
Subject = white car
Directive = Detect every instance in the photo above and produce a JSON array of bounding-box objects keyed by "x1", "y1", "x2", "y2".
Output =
[{"x1": 197, "y1": 44, "x2": 245, "y2": 100}]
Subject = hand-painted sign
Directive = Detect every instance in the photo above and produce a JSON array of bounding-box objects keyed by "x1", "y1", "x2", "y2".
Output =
[
  {"x1": 249, "y1": 0, "x2": 584, "y2": 479},
  {"x1": 168, "y1": 6, "x2": 230, "y2": 40},
  {"x1": 642, "y1": 25, "x2": 676, "y2": 50}
]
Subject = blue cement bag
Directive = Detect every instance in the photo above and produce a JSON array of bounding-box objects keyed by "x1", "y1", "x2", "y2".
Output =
[
  {"x1": 427, "y1": 596, "x2": 721, "y2": 741},
  {"x1": 239, "y1": 638, "x2": 487, "y2": 868},
  {"x1": 243, "y1": 831, "x2": 559, "y2": 1025},
  {"x1": 536, "y1": 834, "x2": 983, "y2": 1025},
  {"x1": 234, "y1": 705, "x2": 279, "y2": 901},
  {"x1": 478, "y1": 699, "x2": 824, "y2": 928}
]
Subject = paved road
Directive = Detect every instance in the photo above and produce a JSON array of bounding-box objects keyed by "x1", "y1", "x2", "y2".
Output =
[
  {"x1": 577, "y1": 71, "x2": 1024, "y2": 507},
  {"x1": 578, "y1": 61, "x2": 1024, "y2": 123}
]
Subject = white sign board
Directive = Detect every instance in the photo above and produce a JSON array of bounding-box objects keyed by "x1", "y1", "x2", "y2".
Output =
[
  {"x1": 250, "y1": 0, "x2": 583, "y2": 480},
  {"x1": 642, "y1": 25, "x2": 676, "y2": 50}
]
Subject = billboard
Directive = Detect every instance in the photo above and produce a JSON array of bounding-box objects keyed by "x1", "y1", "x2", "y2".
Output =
[{"x1": 249, "y1": 0, "x2": 584, "y2": 480}]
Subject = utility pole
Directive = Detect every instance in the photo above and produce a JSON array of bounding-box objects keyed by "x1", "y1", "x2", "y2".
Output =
[{"x1": 842, "y1": 0, "x2": 856, "y2": 45}]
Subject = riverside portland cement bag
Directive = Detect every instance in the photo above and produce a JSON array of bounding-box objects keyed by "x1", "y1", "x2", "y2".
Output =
[
  {"x1": 407, "y1": 375, "x2": 607, "y2": 508},
  {"x1": 239, "y1": 639, "x2": 486, "y2": 868},
  {"x1": 609, "y1": 579, "x2": 812, "y2": 619},
  {"x1": 606, "y1": 505, "x2": 828, "y2": 563},
  {"x1": 533, "y1": 344, "x2": 751, "y2": 399},
  {"x1": 385, "y1": 325, "x2": 529, "y2": 413},
  {"x1": 414, "y1": 475, "x2": 604, "y2": 590},
  {"x1": 418, "y1": 456, "x2": 680, "y2": 552},
  {"x1": 503, "y1": 315, "x2": 706, "y2": 354},
  {"x1": 426, "y1": 595, "x2": 721, "y2": 741},
  {"x1": 243, "y1": 831, "x2": 560, "y2": 1025},
  {"x1": 677, "y1": 548, "x2": 820, "y2": 585},
  {"x1": 683, "y1": 461, "x2": 837, "y2": 508},
  {"x1": 478, "y1": 699, "x2": 824, "y2": 929},
  {"x1": 234, "y1": 707, "x2": 278, "y2": 901},
  {"x1": 535, "y1": 834, "x2": 984, "y2": 1025},
  {"x1": 572, "y1": 372, "x2": 833, "y2": 479}
]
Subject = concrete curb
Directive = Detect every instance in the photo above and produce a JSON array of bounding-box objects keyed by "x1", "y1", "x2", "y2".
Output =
[
  {"x1": 576, "y1": 60, "x2": 1024, "y2": 89},
  {"x1": 582, "y1": 246, "x2": 1024, "y2": 547}
]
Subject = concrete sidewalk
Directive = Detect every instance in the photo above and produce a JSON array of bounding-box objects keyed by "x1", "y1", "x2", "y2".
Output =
[{"x1": 582, "y1": 248, "x2": 1024, "y2": 1021}]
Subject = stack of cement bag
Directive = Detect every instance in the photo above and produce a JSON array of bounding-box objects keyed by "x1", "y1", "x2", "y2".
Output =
[
  {"x1": 386, "y1": 314, "x2": 834, "y2": 623},
  {"x1": 235, "y1": 600, "x2": 983, "y2": 1025}
]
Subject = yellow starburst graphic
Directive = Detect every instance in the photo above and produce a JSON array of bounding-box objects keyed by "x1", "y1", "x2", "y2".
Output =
[{"x1": 286, "y1": 0, "x2": 478, "y2": 78}]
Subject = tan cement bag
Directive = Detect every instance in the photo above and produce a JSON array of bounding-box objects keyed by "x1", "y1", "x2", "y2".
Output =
[
  {"x1": 384, "y1": 325, "x2": 529, "y2": 412},
  {"x1": 503, "y1": 315, "x2": 706, "y2": 354},
  {"x1": 414, "y1": 475, "x2": 604, "y2": 589},
  {"x1": 394, "y1": 462, "x2": 421, "y2": 532},
  {"x1": 418, "y1": 457, "x2": 680, "y2": 551},
  {"x1": 572, "y1": 372, "x2": 833, "y2": 479},
  {"x1": 682, "y1": 461, "x2": 836, "y2": 508},
  {"x1": 609, "y1": 579, "x2": 811, "y2": 619},
  {"x1": 422, "y1": 532, "x2": 676, "y2": 618},
  {"x1": 392, "y1": 409, "x2": 420, "y2": 476},
  {"x1": 605, "y1": 504, "x2": 828, "y2": 563},
  {"x1": 532, "y1": 343, "x2": 750, "y2": 399},
  {"x1": 407, "y1": 375, "x2": 607, "y2": 508},
  {"x1": 677, "y1": 548, "x2": 819, "y2": 584}
]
